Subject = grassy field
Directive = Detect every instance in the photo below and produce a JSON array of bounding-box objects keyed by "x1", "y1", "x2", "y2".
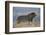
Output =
[{"x1": 13, "y1": 20, "x2": 40, "y2": 28}]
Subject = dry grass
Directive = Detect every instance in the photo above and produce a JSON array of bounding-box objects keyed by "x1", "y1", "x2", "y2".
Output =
[{"x1": 13, "y1": 20, "x2": 40, "y2": 28}]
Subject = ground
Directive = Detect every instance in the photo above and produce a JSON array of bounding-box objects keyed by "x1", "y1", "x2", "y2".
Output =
[{"x1": 13, "y1": 20, "x2": 40, "y2": 28}]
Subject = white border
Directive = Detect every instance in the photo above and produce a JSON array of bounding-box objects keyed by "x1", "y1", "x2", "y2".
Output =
[{"x1": 9, "y1": 3, "x2": 43, "y2": 32}]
